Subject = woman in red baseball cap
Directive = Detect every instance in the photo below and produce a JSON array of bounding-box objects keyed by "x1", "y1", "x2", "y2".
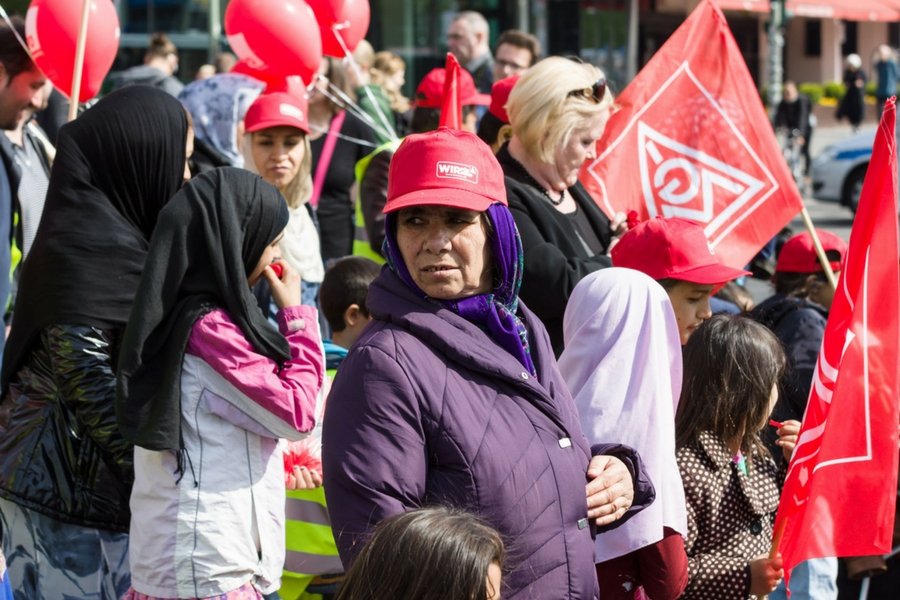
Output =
[
  {"x1": 242, "y1": 91, "x2": 324, "y2": 308},
  {"x1": 322, "y1": 127, "x2": 653, "y2": 600}
]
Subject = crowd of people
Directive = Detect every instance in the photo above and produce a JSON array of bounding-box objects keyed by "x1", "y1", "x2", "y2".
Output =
[{"x1": 0, "y1": 9, "x2": 888, "y2": 600}]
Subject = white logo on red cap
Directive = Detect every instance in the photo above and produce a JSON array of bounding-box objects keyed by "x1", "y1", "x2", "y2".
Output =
[
  {"x1": 436, "y1": 161, "x2": 479, "y2": 184},
  {"x1": 279, "y1": 103, "x2": 304, "y2": 122}
]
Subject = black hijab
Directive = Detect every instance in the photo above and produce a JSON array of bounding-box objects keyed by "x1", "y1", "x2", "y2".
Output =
[
  {"x1": 116, "y1": 167, "x2": 290, "y2": 452},
  {"x1": 1, "y1": 86, "x2": 188, "y2": 392}
]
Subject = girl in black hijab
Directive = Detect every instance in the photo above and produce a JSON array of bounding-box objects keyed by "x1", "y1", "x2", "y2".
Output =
[
  {"x1": 116, "y1": 168, "x2": 325, "y2": 599},
  {"x1": 0, "y1": 85, "x2": 189, "y2": 598}
]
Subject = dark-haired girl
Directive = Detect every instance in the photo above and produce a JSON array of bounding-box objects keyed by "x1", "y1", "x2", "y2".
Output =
[
  {"x1": 336, "y1": 506, "x2": 504, "y2": 600},
  {"x1": 676, "y1": 315, "x2": 800, "y2": 599}
]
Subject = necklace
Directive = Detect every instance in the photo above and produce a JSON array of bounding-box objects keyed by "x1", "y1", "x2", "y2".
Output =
[{"x1": 510, "y1": 155, "x2": 566, "y2": 205}]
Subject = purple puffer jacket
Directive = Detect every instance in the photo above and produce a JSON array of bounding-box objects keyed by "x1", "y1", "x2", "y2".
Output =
[{"x1": 323, "y1": 269, "x2": 654, "y2": 599}]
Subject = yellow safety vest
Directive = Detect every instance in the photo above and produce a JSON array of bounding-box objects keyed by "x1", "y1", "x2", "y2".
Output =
[{"x1": 352, "y1": 140, "x2": 401, "y2": 264}]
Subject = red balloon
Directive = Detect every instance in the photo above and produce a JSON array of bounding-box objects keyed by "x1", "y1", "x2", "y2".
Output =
[
  {"x1": 225, "y1": 0, "x2": 322, "y2": 85},
  {"x1": 25, "y1": 0, "x2": 120, "y2": 102},
  {"x1": 232, "y1": 60, "x2": 307, "y2": 96},
  {"x1": 308, "y1": 0, "x2": 370, "y2": 57}
]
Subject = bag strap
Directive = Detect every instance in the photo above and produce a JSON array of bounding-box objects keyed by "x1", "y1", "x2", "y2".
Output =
[{"x1": 310, "y1": 110, "x2": 346, "y2": 208}]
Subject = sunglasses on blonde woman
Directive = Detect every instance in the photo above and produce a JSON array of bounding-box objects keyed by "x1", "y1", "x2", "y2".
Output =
[{"x1": 566, "y1": 76, "x2": 607, "y2": 103}]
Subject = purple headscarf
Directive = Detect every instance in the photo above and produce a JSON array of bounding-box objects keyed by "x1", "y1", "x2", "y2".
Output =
[{"x1": 383, "y1": 203, "x2": 536, "y2": 375}]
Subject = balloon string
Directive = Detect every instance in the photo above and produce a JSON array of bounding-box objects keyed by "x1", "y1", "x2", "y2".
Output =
[
  {"x1": 334, "y1": 28, "x2": 398, "y2": 141},
  {"x1": 307, "y1": 123, "x2": 379, "y2": 148},
  {"x1": 316, "y1": 74, "x2": 394, "y2": 142},
  {"x1": 0, "y1": 5, "x2": 33, "y2": 60}
]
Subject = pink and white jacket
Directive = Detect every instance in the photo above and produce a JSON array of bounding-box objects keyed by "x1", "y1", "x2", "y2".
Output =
[{"x1": 128, "y1": 305, "x2": 325, "y2": 598}]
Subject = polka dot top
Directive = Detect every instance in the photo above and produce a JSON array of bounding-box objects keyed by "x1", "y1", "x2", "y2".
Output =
[{"x1": 676, "y1": 430, "x2": 783, "y2": 599}]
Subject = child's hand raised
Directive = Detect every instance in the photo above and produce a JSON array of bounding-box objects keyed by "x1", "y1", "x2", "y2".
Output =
[
  {"x1": 749, "y1": 553, "x2": 783, "y2": 595},
  {"x1": 775, "y1": 420, "x2": 802, "y2": 462},
  {"x1": 265, "y1": 260, "x2": 302, "y2": 309},
  {"x1": 286, "y1": 465, "x2": 323, "y2": 490}
]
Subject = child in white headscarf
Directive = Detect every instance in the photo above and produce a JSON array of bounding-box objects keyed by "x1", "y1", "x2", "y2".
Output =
[{"x1": 559, "y1": 267, "x2": 688, "y2": 599}]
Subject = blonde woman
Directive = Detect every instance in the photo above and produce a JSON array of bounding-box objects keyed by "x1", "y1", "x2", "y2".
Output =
[
  {"x1": 242, "y1": 91, "x2": 324, "y2": 306},
  {"x1": 498, "y1": 56, "x2": 622, "y2": 355}
]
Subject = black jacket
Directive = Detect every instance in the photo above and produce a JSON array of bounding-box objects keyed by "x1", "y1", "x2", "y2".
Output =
[
  {"x1": 750, "y1": 294, "x2": 828, "y2": 458},
  {"x1": 497, "y1": 144, "x2": 612, "y2": 355},
  {"x1": 0, "y1": 325, "x2": 133, "y2": 531}
]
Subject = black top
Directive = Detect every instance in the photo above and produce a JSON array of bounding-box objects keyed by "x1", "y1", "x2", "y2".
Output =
[
  {"x1": 310, "y1": 111, "x2": 377, "y2": 261},
  {"x1": 117, "y1": 168, "x2": 290, "y2": 452},
  {"x1": 497, "y1": 144, "x2": 612, "y2": 355},
  {"x1": 2, "y1": 86, "x2": 188, "y2": 391}
]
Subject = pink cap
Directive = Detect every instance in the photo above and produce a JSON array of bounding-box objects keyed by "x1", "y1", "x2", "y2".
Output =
[
  {"x1": 414, "y1": 68, "x2": 490, "y2": 109},
  {"x1": 383, "y1": 128, "x2": 507, "y2": 214},
  {"x1": 488, "y1": 75, "x2": 519, "y2": 124},
  {"x1": 244, "y1": 92, "x2": 310, "y2": 134},
  {"x1": 776, "y1": 230, "x2": 847, "y2": 273},
  {"x1": 611, "y1": 217, "x2": 750, "y2": 284}
]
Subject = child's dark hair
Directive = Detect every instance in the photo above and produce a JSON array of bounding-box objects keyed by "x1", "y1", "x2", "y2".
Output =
[
  {"x1": 319, "y1": 257, "x2": 381, "y2": 332},
  {"x1": 676, "y1": 314, "x2": 786, "y2": 456},
  {"x1": 336, "y1": 506, "x2": 505, "y2": 600}
]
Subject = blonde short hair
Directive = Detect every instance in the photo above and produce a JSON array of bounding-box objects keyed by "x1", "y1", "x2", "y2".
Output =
[
  {"x1": 507, "y1": 56, "x2": 613, "y2": 163},
  {"x1": 241, "y1": 132, "x2": 313, "y2": 210}
]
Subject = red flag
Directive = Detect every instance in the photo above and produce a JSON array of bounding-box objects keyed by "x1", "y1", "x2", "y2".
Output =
[
  {"x1": 774, "y1": 98, "x2": 900, "y2": 591},
  {"x1": 579, "y1": 0, "x2": 803, "y2": 268},
  {"x1": 439, "y1": 53, "x2": 462, "y2": 129}
]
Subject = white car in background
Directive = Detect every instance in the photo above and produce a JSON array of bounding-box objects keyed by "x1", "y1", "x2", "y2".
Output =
[{"x1": 810, "y1": 128, "x2": 876, "y2": 213}]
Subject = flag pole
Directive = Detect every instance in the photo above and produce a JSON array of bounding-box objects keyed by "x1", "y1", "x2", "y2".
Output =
[
  {"x1": 68, "y1": 0, "x2": 91, "y2": 122},
  {"x1": 798, "y1": 206, "x2": 838, "y2": 291},
  {"x1": 769, "y1": 517, "x2": 787, "y2": 559}
]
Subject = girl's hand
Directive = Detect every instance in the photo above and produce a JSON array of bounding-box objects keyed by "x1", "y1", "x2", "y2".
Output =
[
  {"x1": 775, "y1": 420, "x2": 802, "y2": 462},
  {"x1": 264, "y1": 260, "x2": 301, "y2": 309},
  {"x1": 749, "y1": 554, "x2": 783, "y2": 595},
  {"x1": 585, "y1": 455, "x2": 634, "y2": 526},
  {"x1": 286, "y1": 465, "x2": 323, "y2": 490}
]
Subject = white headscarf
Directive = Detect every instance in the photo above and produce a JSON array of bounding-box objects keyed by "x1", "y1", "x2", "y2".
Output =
[{"x1": 559, "y1": 268, "x2": 688, "y2": 562}]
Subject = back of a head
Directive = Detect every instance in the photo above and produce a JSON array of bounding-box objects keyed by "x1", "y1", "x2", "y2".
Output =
[
  {"x1": 353, "y1": 39, "x2": 375, "y2": 69},
  {"x1": 0, "y1": 16, "x2": 33, "y2": 79},
  {"x1": 320, "y1": 257, "x2": 382, "y2": 332},
  {"x1": 54, "y1": 86, "x2": 189, "y2": 238},
  {"x1": 773, "y1": 229, "x2": 846, "y2": 296},
  {"x1": 677, "y1": 314, "x2": 785, "y2": 453},
  {"x1": 336, "y1": 506, "x2": 504, "y2": 600},
  {"x1": 146, "y1": 32, "x2": 177, "y2": 61}
]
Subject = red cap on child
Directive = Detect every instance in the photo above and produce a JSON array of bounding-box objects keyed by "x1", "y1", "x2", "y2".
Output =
[
  {"x1": 611, "y1": 217, "x2": 750, "y2": 284},
  {"x1": 415, "y1": 68, "x2": 490, "y2": 109},
  {"x1": 776, "y1": 230, "x2": 847, "y2": 273},
  {"x1": 244, "y1": 92, "x2": 310, "y2": 134},
  {"x1": 383, "y1": 128, "x2": 507, "y2": 214}
]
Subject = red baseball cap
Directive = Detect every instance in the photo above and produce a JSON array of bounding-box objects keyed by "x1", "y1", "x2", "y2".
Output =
[
  {"x1": 488, "y1": 75, "x2": 519, "y2": 124},
  {"x1": 383, "y1": 128, "x2": 507, "y2": 214},
  {"x1": 244, "y1": 92, "x2": 310, "y2": 134},
  {"x1": 415, "y1": 68, "x2": 490, "y2": 109},
  {"x1": 611, "y1": 217, "x2": 750, "y2": 284},
  {"x1": 776, "y1": 230, "x2": 847, "y2": 273}
]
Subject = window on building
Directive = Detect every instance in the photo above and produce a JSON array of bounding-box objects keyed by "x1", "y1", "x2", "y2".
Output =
[
  {"x1": 889, "y1": 22, "x2": 900, "y2": 49},
  {"x1": 841, "y1": 21, "x2": 857, "y2": 57},
  {"x1": 804, "y1": 20, "x2": 820, "y2": 57}
]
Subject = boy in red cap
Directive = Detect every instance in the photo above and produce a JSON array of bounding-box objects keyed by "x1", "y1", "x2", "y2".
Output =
[
  {"x1": 750, "y1": 229, "x2": 846, "y2": 432},
  {"x1": 611, "y1": 217, "x2": 750, "y2": 344}
]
